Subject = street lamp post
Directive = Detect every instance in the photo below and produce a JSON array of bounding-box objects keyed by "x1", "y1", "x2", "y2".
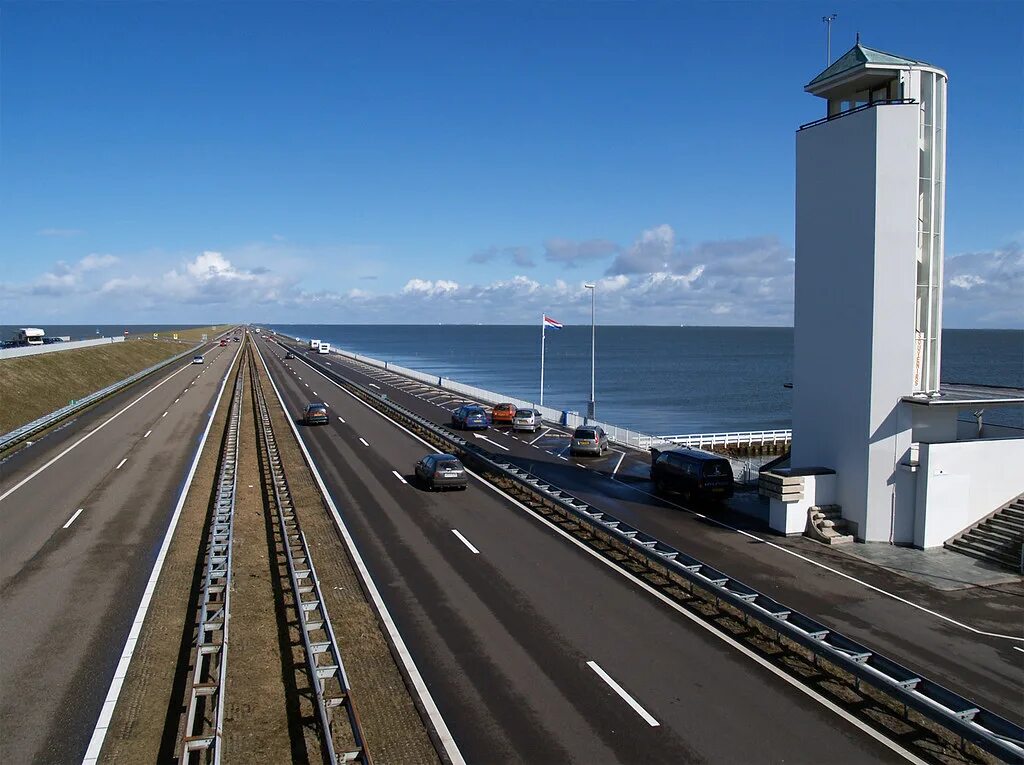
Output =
[{"x1": 584, "y1": 282, "x2": 596, "y2": 419}]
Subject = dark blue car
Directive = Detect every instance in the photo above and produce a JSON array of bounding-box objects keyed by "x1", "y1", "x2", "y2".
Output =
[{"x1": 451, "y1": 405, "x2": 490, "y2": 430}]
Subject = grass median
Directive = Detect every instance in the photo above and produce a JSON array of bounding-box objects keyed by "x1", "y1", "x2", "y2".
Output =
[{"x1": 0, "y1": 328, "x2": 229, "y2": 434}]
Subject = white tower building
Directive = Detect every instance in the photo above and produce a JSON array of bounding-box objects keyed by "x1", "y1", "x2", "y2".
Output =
[{"x1": 791, "y1": 43, "x2": 948, "y2": 543}]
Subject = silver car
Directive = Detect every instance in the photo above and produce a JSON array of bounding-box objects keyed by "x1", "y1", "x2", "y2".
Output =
[
  {"x1": 570, "y1": 426, "x2": 610, "y2": 456},
  {"x1": 512, "y1": 408, "x2": 540, "y2": 432}
]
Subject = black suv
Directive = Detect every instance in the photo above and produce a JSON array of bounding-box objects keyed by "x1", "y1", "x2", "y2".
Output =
[{"x1": 650, "y1": 447, "x2": 733, "y2": 501}]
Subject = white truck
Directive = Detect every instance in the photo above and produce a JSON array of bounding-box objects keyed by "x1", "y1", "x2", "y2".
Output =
[
  {"x1": 318, "y1": 342, "x2": 331, "y2": 354},
  {"x1": 310, "y1": 339, "x2": 321, "y2": 351}
]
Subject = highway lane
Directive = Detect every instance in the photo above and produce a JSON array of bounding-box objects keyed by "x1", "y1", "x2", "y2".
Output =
[
  {"x1": 0, "y1": 340, "x2": 241, "y2": 763},
  {"x1": 279, "y1": 340, "x2": 1024, "y2": 724},
  {"x1": 259, "y1": 341, "x2": 908, "y2": 763}
]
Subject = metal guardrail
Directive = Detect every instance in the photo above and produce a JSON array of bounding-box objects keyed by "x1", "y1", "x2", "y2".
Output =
[
  {"x1": 0, "y1": 338, "x2": 215, "y2": 453},
  {"x1": 250, "y1": 349, "x2": 371, "y2": 764},
  {"x1": 639, "y1": 429, "x2": 793, "y2": 450},
  {"x1": 181, "y1": 350, "x2": 244, "y2": 763},
  {"x1": 285, "y1": 340, "x2": 1024, "y2": 764},
  {"x1": 798, "y1": 98, "x2": 917, "y2": 131}
]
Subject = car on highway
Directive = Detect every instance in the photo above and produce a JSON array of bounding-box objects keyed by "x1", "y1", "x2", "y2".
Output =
[
  {"x1": 303, "y1": 402, "x2": 329, "y2": 425},
  {"x1": 649, "y1": 447, "x2": 734, "y2": 501},
  {"x1": 451, "y1": 405, "x2": 490, "y2": 430},
  {"x1": 414, "y1": 453, "x2": 468, "y2": 491},
  {"x1": 285, "y1": 351, "x2": 295, "y2": 359},
  {"x1": 570, "y1": 426, "x2": 609, "y2": 457},
  {"x1": 512, "y1": 408, "x2": 540, "y2": 432},
  {"x1": 219, "y1": 339, "x2": 227, "y2": 346},
  {"x1": 491, "y1": 402, "x2": 517, "y2": 426},
  {"x1": 192, "y1": 354, "x2": 205, "y2": 364}
]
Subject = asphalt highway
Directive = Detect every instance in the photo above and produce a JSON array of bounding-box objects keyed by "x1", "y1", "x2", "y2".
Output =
[
  {"x1": 258, "y1": 340, "x2": 908, "y2": 763},
  {"x1": 0, "y1": 338, "x2": 241, "y2": 763},
  {"x1": 276, "y1": 339, "x2": 1024, "y2": 725}
]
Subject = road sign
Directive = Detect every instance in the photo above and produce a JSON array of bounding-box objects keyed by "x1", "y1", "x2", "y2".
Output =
[
  {"x1": 202, "y1": 333, "x2": 208, "y2": 341},
  {"x1": 173, "y1": 333, "x2": 178, "y2": 340},
  {"x1": 153, "y1": 333, "x2": 158, "y2": 339}
]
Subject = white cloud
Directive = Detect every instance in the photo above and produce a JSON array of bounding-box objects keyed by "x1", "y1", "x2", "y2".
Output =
[
  {"x1": 943, "y1": 242, "x2": 1023, "y2": 327},
  {"x1": 37, "y1": 228, "x2": 84, "y2": 237}
]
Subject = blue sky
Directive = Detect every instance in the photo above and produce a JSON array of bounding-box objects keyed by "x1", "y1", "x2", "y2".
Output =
[{"x1": 1, "y1": 1, "x2": 1021, "y2": 327}]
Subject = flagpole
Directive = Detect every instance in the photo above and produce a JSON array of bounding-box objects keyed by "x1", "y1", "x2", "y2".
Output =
[{"x1": 540, "y1": 314, "x2": 546, "y2": 406}]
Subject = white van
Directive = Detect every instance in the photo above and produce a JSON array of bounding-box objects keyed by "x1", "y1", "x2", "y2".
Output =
[
  {"x1": 319, "y1": 342, "x2": 331, "y2": 354},
  {"x1": 310, "y1": 339, "x2": 321, "y2": 351}
]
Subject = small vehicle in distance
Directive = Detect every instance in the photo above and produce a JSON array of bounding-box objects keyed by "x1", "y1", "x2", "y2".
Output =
[
  {"x1": 192, "y1": 354, "x2": 205, "y2": 364},
  {"x1": 649, "y1": 447, "x2": 734, "y2": 501},
  {"x1": 219, "y1": 339, "x2": 227, "y2": 347},
  {"x1": 570, "y1": 426, "x2": 609, "y2": 456},
  {"x1": 491, "y1": 403, "x2": 517, "y2": 426},
  {"x1": 415, "y1": 453, "x2": 468, "y2": 491},
  {"x1": 512, "y1": 408, "x2": 539, "y2": 432},
  {"x1": 451, "y1": 405, "x2": 490, "y2": 430},
  {"x1": 303, "y1": 402, "x2": 329, "y2": 425},
  {"x1": 285, "y1": 351, "x2": 295, "y2": 359}
]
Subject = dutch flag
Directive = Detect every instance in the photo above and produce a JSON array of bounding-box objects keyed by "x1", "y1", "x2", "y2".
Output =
[{"x1": 543, "y1": 315, "x2": 563, "y2": 330}]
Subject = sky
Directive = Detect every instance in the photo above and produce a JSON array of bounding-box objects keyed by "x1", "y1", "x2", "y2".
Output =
[{"x1": 1, "y1": 1, "x2": 1021, "y2": 327}]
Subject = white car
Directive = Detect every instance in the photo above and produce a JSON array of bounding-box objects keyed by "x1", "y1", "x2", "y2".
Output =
[
  {"x1": 192, "y1": 354, "x2": 205, "y2": 364},
  {"x1": 512, "y1": 408, "x2": 540, "y2": 432}
]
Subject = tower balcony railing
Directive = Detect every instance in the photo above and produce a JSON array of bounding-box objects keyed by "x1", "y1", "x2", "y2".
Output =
[{"x1": 798, "y1": 98, "x2": 917, "y2": 131}]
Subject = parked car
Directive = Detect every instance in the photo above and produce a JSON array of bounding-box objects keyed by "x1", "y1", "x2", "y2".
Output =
[
  {"x1": 570, "y1": 426, "x2": 609, "y2": 456},
  {"x1": 285, "y1": 351, "x2": 295, "y2": 359},
  {"x1": 649, "y1": 447, "x2": 734, "y2": 501},
  {"x1": 512, "y1": 408, "x2": 540, "y2": 432},
  {"x1": 451, "y1": 405, "x2": 490, "y2": 430},
  {"x1": 303, "y1": 402, "x2": 329, "y2": 425},
  {"x1": 491, "y1": 403, "x2": 517, "y2": 426},
  {"x1": 192, "y1": 354, "x2": 205, "y2": 364},
  {"x1": 414, "y1": 453, "x2": 468, "y2": 491}
]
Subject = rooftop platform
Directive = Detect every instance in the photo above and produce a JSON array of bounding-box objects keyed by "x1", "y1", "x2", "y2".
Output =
[{"x1": 902, "y1": 382, "x2": 1024, "y2": 408}]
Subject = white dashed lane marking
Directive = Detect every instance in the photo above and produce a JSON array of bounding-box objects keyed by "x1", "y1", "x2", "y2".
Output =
[{"x1": 63, "y1": 508, "x2": 85, "y2": 529}]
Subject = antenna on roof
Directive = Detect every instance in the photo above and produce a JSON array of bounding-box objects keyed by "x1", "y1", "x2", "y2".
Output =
[
  {"x1": 822, "y1": 13, "x2": 838, "y2": 66},
  {"x1": 856, "y1": 31, "x2": 861, "y2": 44}
]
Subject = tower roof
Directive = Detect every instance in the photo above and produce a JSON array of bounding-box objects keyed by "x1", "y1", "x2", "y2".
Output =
[{"x1": 806, "y1": 43, "x2": 939, "y2": 92}]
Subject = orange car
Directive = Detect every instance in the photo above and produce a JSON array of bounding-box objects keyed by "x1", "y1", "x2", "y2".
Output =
[{"x1": 490, "y1": 403, "x2": 517, "y2": 426}]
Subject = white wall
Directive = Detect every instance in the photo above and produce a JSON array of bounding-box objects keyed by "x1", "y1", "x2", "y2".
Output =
[
  {"x1": 794, "y1": 104, "x2": 921, "y2": 541},
  {"x1": 914, "y1": 438, "x2": 1024, "y2": 548},
  {"x1": 0, "y1": 336, "x2": 125, "y2": 359}
]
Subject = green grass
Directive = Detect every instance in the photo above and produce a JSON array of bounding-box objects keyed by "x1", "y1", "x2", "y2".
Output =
[{"x1": 0, "y1": 337, "x2": 206, "y2": 434}]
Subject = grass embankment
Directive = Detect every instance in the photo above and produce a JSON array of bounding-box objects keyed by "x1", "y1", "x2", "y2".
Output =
[{"x1": 0, "y1": 337, "x2": 202, "y2": 434}]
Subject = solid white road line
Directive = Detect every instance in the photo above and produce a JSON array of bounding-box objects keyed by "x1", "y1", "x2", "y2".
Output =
[
  {"x1": 115, "y1": 458, "x2": 127, "y2": 470},
  {"x1": 612, "y1": 451, "x2": 626, "y2": 476},
  {"x1": 586, "y1": 661, "x2": 659, "y2": 727},
  {"x1": 369, "y1": 383, "x2": 381, "y2": 389},
  {"x1": 1013, "y1": 646, "x2": 1024, "y2": 655},
  {"x1": 251, "y1": 342, "x2": 466, "y2": 765},
  {"x1": 359, "y1": 437, "x2": 369, "y2": 447},
  {"x1": 392, "y1": 470, "x2": 408, "y2": 484},
  {"x1": 529, "y1": 428, "x2": 552, "y2": 445},
  {"x1": 63, "y1": 508, "x2": 84, "y2": 529},
  {"x1": 607, "y1": 476, "x2": 1024, "y2": 643},
  {"x1": 0, "y1": 359, "x2": 196, "y2": 504},
  {"x1": 143, "y1": 430, "x2": 152, "y2": 438},
  {"x1": 451, "y1": 529, "x2": 480, "y2": 554},
  {"x1": 285, "y1": 350, "x2": 926, "y2": 762},
  {"x1": 83, "y1": 339, "x2": 243, "y2": 765}
]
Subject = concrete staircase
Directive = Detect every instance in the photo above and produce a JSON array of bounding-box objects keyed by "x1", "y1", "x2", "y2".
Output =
[
  {"x1": 944, "y1": 495, "x2": 1024, "y2": 572},
  {"x1": 806, "y1": 504, "x2": 854, "y2": 545}
]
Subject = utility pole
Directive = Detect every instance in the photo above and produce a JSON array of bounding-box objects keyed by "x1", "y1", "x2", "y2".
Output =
[{"x1": 822, "y1": 13, "x2": 838, "y2": 66}]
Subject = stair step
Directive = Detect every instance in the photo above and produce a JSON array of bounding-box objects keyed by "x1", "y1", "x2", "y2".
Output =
[
  {"x1": 951, "y1": 536, "x2": 1022, "y2": 559},
  {"x1": 986, "y1": 517, "x2": 1024, "y2": 535},
  {"x1": 1000, "y1": 507, "x2": 1024, "y2": 521},
  {"x1": 969, "y1": 526, "x2": 1023, "y2": 546},
  {"x1": 944, "y1": 541, "x2": 1019, "y2": 569},
  {"x1": 961, "y1": 531, "x2": 1020, "y2": 552}
]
